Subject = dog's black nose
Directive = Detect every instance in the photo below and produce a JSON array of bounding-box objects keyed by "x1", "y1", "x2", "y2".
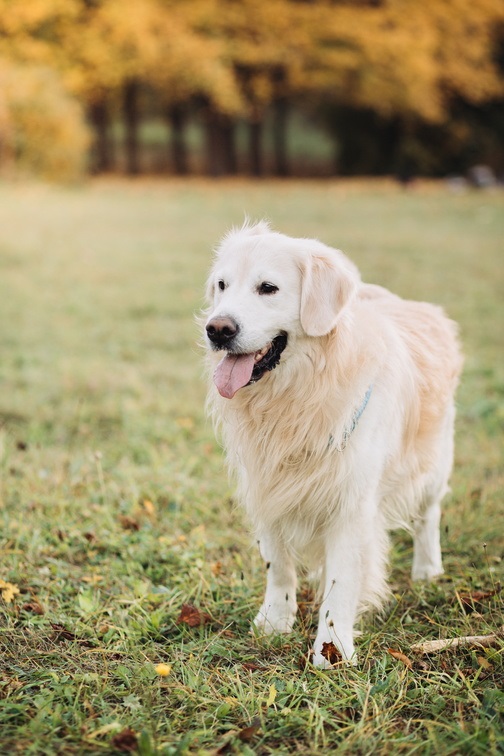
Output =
[{"x1": 206, "y1": 316, "x2": 239, "y2": 347}]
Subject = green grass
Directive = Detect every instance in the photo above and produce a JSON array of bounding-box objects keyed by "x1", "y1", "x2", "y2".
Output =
[{"x1": 0, "y1": 179, "x2": 502, "y2": 755}]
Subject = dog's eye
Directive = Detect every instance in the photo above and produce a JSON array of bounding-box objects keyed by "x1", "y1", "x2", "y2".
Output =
[
  {"x1": 258, "y1": 282, "x2": 279, "y2": 295},
  {"x1": 217, "y1": 280, "x2": 226, "y2": 291}
]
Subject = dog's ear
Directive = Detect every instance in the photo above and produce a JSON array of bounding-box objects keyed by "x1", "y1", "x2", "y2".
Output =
[{"x1": 300, "y1": 249, "x2": 359, "y2": 337}]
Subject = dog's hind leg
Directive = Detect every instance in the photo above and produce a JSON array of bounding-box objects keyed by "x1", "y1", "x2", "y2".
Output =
[
  {"x1": 412, "y1": 494, "x2": 444, "y2": 580},
  {"x1": 412, "y1": 410, "x2": 454, "y2": 581},
  {"x1": 253, "y1": 530, "x2": 298, "y2": 635}
]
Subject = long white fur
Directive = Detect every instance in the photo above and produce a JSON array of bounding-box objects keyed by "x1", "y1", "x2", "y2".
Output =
[{"x1": 204, "y1": 221, "x2": 462, "y2": 667}]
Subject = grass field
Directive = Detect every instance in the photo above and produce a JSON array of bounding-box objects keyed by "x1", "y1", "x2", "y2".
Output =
[{"x1": 0, "y1": 179, "x2": 502, "y2": 755}]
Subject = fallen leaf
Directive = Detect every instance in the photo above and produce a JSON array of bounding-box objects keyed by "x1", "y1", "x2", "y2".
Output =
[
  {"x1": 387, "y1": 648, "x2": 413, "y2": 669},
  {"x1": 143, "y1": 499, "x2": 155, "y2": 516},
  {"x1": 241, "y1": 661, "x2": 263, "y2": 672},
  {"x1": 0, "y1": 579, "x2": 20, "y2": 604},
  {"x1": 212, "y1": 720, "x2": 261, "y2": 756},
  {"x1": 176, "y1": 603, "x2": 211, "y2": 627},
  {"x1": 457, "y1": 584, "x2": 502, "y2": 613},
  {"x1": 477, "y1": 655, "x2": 493, "y2": 670},
  {"x1": 21, "y1": 600, "x2": 44, "y2": 615},
  {"x1": 82, "y1": 575, "x2": 103, "y2": 585},
  {"x1": 110, "y1": 726, "x2": 137, "y2": 752},
  {"x1": 211, "y1": 561, "x2": 223, "y2": 576},
  {"x1": 238, "y1": 717, "x2": 261, "y2": 742},
  {"x1": 320, "y1": 641, "x2": 342, "y2": 665},
  {"x1": 119, "y1": 515, "x2": 140, "y2": 531},
  {"x1": 266, "y1": 683, "x2": 277, "y2": 707},
  {"x1": 50, "y1": 623, "x2": 77, "y2": 642}
]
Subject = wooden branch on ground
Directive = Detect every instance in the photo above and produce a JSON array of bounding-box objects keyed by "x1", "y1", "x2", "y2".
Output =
[{"x1": 411, "y1": 628, "x2": 503, "y2": 655}]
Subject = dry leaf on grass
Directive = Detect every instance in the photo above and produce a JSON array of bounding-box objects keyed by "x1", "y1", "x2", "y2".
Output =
[
  {"x1": 176, "y1": 603, "x2": 211, "y2": 627},
  {"x1": 320, "y1": 641, "x2": 342, "y2": 665},
  {"x1": 110, "y1": 727, "x2": 137, "y2": 752},
  {"x1": 387, "y1": 648, "x2": 413, "y2": 669},
  {"x1": 50, "y1": 623, "x2": 78, "y2": 642},
  {"x1": 21, "y1": 600, "x2": 45, "y2": 615},
  {"x1": 213, "y1": 718, "x2": 261, "y2": 754},
  {"x1": 0, "y1": 579, "x2": 20, "y2": 603},
  {"x1": 241, "y1": 661, "x2": 263, "y2": 672},
  {"x1": 210, "y1": 561, "x2": 223, "y2": 576},
  {"x1": 238, "y1": 717, "x2": 261, "y2": 742},
  {"x1": 118, "y1": 515, "x2": 140, "y2": 531},
  {"x1": 266, "y1": 683, "x2": 277, "y2": 707},
  {"x1": 477, "y1": 655, "x2": 493, "y2": 670},
  {"x1": 142, "y1": 499, "x2": 155, "y2": 516},
  {"x1": 457, "y1": 584, "x2": 502, "y2": 613}
]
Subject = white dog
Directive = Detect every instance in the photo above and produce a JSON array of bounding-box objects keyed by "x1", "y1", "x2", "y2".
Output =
[{"x1": 204, "y1": 221, "x2": 462, "y2": 667}]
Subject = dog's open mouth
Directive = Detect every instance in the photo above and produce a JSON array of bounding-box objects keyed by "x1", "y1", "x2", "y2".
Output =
[{"x1": 213, "y1": 332, "x2": 288, "y2": 399}]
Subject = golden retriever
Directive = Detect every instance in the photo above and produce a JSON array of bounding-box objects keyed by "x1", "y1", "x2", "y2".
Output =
[{"x1": 203, "y1": 221, "x2": 462, "y2": 667}]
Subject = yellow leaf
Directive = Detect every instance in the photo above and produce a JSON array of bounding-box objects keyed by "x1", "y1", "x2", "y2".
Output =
[
  {"x1": 143, "y1": 499, "x2": 155, "y2": 516},
  {"x1": 155, "y1": 663, "x2": 172, "y2": 677},
  {"x1": 266, "y1": 683, "x2": 277, "y2": 707},
  {"x1": 387, "y1": 648, "x2": 413, "y2": 669},
  {"x1": 82, "y1": 575, "x2": 103, "y2": 585},
  {"x1": 0, "y1": 579, "x2": 20, "y2": 604},
  {"x1": 477, "y1": 656, "x2": 492, "y2": 670}
]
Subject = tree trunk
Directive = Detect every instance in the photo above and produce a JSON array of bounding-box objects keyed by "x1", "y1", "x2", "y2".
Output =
[
  {"x1": 249, "y1": 119, "x2": 263, "y2": 177},
  {"x1": 221, "y1": 117, "x2": 237, "y2": 175},
  {"x1": 89, "y1": 99, "x2": 114, "y2": 173},
  {"x1": 204, "y1": 108, "x2": 237, "y2": 176},
  {"x1": 168, "y1": 105, "x2": 188, "y2": 175},
  {"x1": 272, "y1": 97, "x2": 289, "y2": 176},
  {"x1": 204, "y1": 109, "x2": 223, "y2": 177},
  {"x1": 123, "y1": 79, "x2": 140, "y2": 175}
]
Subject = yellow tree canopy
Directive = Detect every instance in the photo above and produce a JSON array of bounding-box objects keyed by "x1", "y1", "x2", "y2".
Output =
[
  {"x1": 301, "y1": 0, "x2": 504, "y2": 122},
  {"x1": 0, "y1": 0, "x2": 502, "y2": 119}
]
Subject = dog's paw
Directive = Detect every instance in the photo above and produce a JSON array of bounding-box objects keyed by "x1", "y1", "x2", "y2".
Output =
[
  {"x1": 312, "y1": 634, "x2": 356, "y2": 667},
  {"x1": 411, "y1": 563, "x2": 444, "y2": 581},
  {"x1": 311, "y1": 648, "x2": 358, "y2": 668},
  {"x1": 253, "y1": 603, "x2": 296, "y2": 635},
  {"x1": 312, "y1": 651, "x2": 336, "y2": 670}
]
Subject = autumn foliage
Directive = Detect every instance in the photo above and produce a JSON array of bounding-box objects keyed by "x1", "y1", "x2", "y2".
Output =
[{"x1": 0, "y1": 0, "x2": 502, "y2": 179}]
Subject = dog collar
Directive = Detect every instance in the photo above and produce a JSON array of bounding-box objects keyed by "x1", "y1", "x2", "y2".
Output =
[{"x1": 328, "y1": 384, "x2": 373, "y2": 452}]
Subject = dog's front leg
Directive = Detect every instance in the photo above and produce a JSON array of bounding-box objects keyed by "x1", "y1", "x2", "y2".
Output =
[
  {"x1": 253, "y1": 530, "x2": 298, "y2": 635},
  {"x1": 312, "y1": 523, "x2": 363, "y2": 667}
]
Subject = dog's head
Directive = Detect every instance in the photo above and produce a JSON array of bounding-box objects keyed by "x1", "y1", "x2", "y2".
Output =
[{"x1": 204, "y1": 221, "x2": 360, "y2": 398}]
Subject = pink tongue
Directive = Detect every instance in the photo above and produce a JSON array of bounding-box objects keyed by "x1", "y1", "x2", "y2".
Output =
[{"x1": 214, "y1": 353, "x2": 256, "y2": 399}]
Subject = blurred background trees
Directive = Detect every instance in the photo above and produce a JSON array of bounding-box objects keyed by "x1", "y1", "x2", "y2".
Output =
[{"x1": 0, "y1": 0, "x2": 502, "y2": 180}]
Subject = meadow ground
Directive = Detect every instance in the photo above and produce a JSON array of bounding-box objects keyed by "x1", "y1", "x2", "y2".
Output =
[{"x1": 0, "y1": 178, "x2": 502, "y2": 755}]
